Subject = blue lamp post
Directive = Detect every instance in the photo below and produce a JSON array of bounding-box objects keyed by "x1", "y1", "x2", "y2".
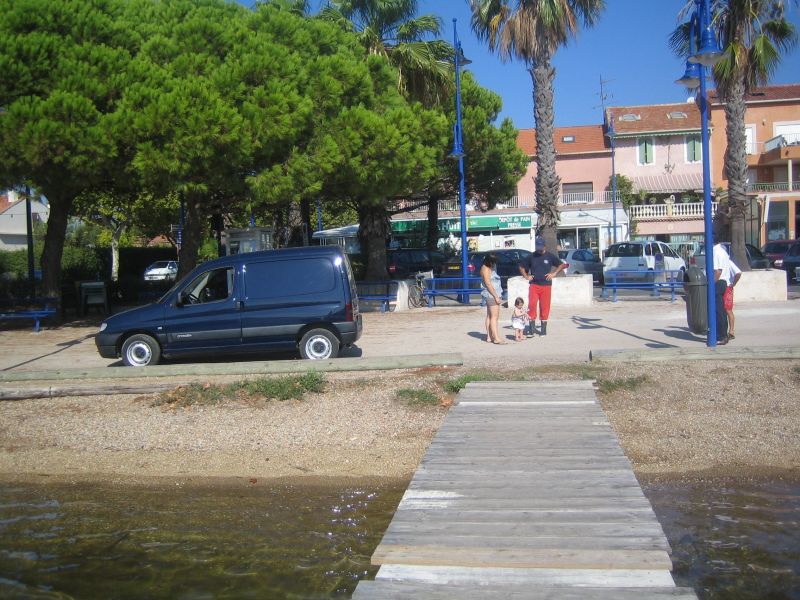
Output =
[
  {"x1": 451, "y1": 19, "x2": 471, "y2": 301},
  {"x1": 676, "y1": 0, "x2": 722, "y2": 347},
  {"x1": 607, "y1": 114, "x2": 618, "y2": 244}
]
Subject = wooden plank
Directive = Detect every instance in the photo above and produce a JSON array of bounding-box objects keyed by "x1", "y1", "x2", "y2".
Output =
[
  {"x1": 377, "y1": 533, "x2": 670, "y2": 552},
  {"x1": 371, "y1": 545, "x2": 674, "y2": 570},
  {"x1": 354, "y1": 581, "x2": 698, "y2": 599},
  {"x1": 590, "y1": 345, "x2": 800, "y2": 362},
  {"x1": 383, "y1": 522, "x2": 667, "y2": 539},
  {"x1": 373, "y1": 565, "x2": 679, "y2": 587}
]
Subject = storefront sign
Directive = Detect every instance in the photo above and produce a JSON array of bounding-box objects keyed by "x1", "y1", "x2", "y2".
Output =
[{"x1": 392, "y1": 214, "x2": 533, "y2": 234}]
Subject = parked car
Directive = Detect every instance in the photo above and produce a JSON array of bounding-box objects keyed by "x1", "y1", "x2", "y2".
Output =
[
  {"x1": 558, "y1": 249, "x2": 604, "y2": 282},
  {"x1": 386, "y1": 248, "x2": 447, "y2": 279},
  {"x1": 689, "y1": 242, "x2": 770, "y2": 271},
  {"x1": 143, "y1": 260, "x2": 178, "y2": 282},
  {"x1": 780, "y1": 240, "x2": 800, "y2": 282},
  {"x1": 443, "y1": 249, "x2": 533, "y2": 290},
  {"x1": 602, "y1": 241, "x2": 686, "y2": 280},
  {"x1": 97, "y1": 246, "x2": 361, "y2": 366},
  {"x1": 761, "y1": 239, "x2": 798, "y2": 268}
]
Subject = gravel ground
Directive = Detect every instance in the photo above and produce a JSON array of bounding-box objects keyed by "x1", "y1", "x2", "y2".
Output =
[{"x1": 1, "y1": 360, "x2": 798, "y2": 486}]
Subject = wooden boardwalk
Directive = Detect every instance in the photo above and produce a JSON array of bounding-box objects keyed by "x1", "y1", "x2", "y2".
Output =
[{"x1": 353, "y1": 381, "x2": 697, "y2": 599}]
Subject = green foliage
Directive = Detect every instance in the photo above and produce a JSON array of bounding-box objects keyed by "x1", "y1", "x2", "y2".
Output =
[
  {"x1": 152, "y1": 382, "x2": 225, "y2": 408},
  {"x1": 396, "y1": 388, "x2": 439, "y2": 406}
]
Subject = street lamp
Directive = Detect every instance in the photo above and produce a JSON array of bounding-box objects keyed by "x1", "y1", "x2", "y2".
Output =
[
  {"x1": 676, "y1": 0, "x2": 723, "y2": 347},
  {"x1": 450, "y1": 19, "x2": 471, "y2": 301}
]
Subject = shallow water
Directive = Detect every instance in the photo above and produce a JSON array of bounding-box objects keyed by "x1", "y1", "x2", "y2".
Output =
[
  {"x1": 1, "y1": 478, "x2": 798, "y2": 599},
  {"x1": 644, "y1": 478, "x2": 800, "y2": 599},
  {"x1": 0, "y1": 480, "x2": 403, "y2": 599}
]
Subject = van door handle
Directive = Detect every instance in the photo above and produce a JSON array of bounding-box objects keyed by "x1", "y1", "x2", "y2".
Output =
[{"x1": 237, "y1": 300, "x2": 245, "y2": 310}]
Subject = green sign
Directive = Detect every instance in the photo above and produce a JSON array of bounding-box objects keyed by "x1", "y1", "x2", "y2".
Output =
[{"x1": 392, "y1": 214, "x2": 532, "y2": 234}]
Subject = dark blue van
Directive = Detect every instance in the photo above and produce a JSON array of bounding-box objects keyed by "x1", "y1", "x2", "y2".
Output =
[{"x1": 96, "y1": 246, "x2": 362, "y2": 366}]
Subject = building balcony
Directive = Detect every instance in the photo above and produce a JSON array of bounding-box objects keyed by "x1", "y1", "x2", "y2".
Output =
[{"x1": 629, "y1": 202, "x2": 716, "y2": 221}]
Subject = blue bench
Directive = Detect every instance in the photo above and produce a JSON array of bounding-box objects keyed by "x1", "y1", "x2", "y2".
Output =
[
  {"x1": 0, "y1": 297, "x2": 58, "y2": 332},
  {"x1": 422, "y1": 277, "x2": 483, "y2": 308},
  {"x1": 601, "y1": 270, "x2": 684, "y2": 303},
  {"x1": 356, "y1": 281, "x2": 399, "y2": 313}
]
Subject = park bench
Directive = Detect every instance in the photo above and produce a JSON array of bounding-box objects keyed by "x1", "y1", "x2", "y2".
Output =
[
  {"x1": 356, "y1": 280, "x2": 398, "y2": 313},
  {"x1": 422, "y1": 276, "x2": 483, "y2": 308},
  {"x1": 601, "y1": 269, "x2": 684, "y2": 303},
  {"x1": 0, "y1": 297, "x2": 58, "y2": 332}
]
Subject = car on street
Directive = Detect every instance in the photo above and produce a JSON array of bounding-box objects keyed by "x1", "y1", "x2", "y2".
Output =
[
  {"x1": 689, "y1": 242, "x2": 770, "y2": 271},
  {"x1": 386, "y1": 248, "x2": 447, "y2": 279},
  {"x1": 143, "y1": 260, "x2": 178, "y2": 282},
  {"x1": 558, "y1": 248, "x2": 604, "y2": 282},
  {"x1": 443, "y1": 249, "x2": 533, "y2": 290},
  {"x1": 780, "y1": 240, "x2": 800, "y2": 282},
  {"x1": 761, "y1": 239, "x2": 798, "y2": 268},
  {"x1": 602, "y1": 241, "x2": 686, "y2": 280}
]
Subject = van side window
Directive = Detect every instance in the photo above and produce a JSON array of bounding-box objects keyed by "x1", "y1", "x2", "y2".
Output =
[
  {"x1": 246, "y1": 258, "x2": 336, "y2": 299},
  {"x1": 183, "y1": 267, "x2": 233, "y2": 304},
  {"x1": 645, "y1": 244, "x2": 653, "y2": 256}
]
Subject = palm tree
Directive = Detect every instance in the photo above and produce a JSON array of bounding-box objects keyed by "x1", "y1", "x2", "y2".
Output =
[
  {"x1": 468, "y1": 0, "x2": 605, "y2": 251},
  {"x1": 319, "y1": 0, "x2": 453, "y2": 106},
  {"x1": 673, "y1": 0, "x2": 796, "y2": 270}
]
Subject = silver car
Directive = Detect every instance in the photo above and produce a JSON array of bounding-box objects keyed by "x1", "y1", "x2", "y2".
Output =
[
  {"x1": 143, "y1": 260, "x2": 178, "y2": 282},
  {"x1": 558, "y1": 249, "x2": 604, "y2": 282}
]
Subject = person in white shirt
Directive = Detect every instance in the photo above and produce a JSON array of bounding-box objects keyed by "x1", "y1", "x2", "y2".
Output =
[
  {"x1": 712, "y1": 242, "x2": 731, "y2": 345},
  {"x1": 724, "y1": 260, "x2": 742, "y2": 339}
]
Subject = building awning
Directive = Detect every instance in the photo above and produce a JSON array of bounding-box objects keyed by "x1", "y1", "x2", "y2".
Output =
[{"x1": 632, "y1": 173, "x2": 703, "y2": 194}]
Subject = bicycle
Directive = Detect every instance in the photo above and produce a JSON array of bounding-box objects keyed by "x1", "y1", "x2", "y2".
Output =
[{"x1": 407, "y1": 271, "x2": 431, "y2": 309}]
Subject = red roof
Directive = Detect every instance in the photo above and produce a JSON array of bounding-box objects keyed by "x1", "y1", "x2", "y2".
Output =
[
  {"x1": 516, "y1": 125, "x2": 609, "y2": 157},
  {"x1": 605, "y1": 102, "x2": 701, "y2": 136},
  {"x1": 710, "y1": 82, "x2": 800, "y2": 105}
]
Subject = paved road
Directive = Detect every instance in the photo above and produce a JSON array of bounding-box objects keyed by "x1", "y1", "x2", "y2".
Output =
[{"x1": 1, "y1": 291, "x2": 798, "y2": 374}]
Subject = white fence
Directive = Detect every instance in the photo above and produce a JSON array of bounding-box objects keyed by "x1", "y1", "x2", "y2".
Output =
[{"x1": 629, "y1": 202, "x2": 716, "y2": 220}]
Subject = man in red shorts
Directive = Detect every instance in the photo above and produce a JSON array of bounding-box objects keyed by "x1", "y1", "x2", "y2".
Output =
[{"x1": 518, "y1": 238, "x2": 565, "y2": 337}]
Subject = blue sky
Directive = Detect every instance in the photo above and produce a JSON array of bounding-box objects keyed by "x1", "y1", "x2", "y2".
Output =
[{"x1": 255, "y1": 1, "x2": 800, "y2": 129}]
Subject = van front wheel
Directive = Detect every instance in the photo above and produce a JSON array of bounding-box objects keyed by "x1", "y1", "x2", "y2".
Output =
[
  {"x1": 299, "y1": 329, "x2": 339, "y2": 360},
  {"x1": 122, "y1": 333, "x2": 161, "y2": 367}
]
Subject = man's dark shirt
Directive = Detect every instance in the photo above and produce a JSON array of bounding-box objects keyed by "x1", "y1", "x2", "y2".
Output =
[{"x1": 520, "y1": 251, "x2": 562, "y2": 287}]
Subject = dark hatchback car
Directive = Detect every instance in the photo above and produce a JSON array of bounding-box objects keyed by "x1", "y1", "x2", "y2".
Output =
[
  {"x1": 780, "y1": 240, "x2": 800, "y2": 282},
  {"x1": 386, "y1": 248, "x2": 447, "y2": 279},
  {"x1": 444, "y1": 249, "x2": 533, "y2": 289},
  {"x1": 762, "y1": 239, "x2": 798, "y2": 269},
  {"x1": 690, "y1": 242, "x2": 770, "y2": 270}
]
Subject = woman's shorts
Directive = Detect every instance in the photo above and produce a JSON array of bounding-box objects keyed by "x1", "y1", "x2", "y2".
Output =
[{"x1": 483, "y1": 294, "x2": 500, "y2": 307}]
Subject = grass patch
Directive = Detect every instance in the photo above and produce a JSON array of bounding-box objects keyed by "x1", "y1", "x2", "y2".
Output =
[
  {"x1": 152, "y1": 382, "x2": 225, "y2": 408},
  {"x1": 596, "y1": 375, "x2": 649, "y2": 394},
  {"x1": 443, "y1": 370, "x2": 499, "y2": 393},
  {"x1": 535, "y1": 363, "x2": 602, "y2": 380},
  {"x1": 240, "y1": 371, "x2": 325, "y2": 401},
  {"x1": 152, "y1": 371, "x2": 325, "y2": 407},
  {"x1": 396, "y1": 388, "x2": 439, "y2": 406}
]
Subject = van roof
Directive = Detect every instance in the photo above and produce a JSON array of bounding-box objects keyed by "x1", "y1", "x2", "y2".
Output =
[{"x1": 201, "y1": 246, "x2": 344, "y2": 269}]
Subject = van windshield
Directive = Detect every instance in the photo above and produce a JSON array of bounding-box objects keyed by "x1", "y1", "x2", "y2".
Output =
[{"x1": 606, "y1": 244, "x2": 642, "y2": 258}]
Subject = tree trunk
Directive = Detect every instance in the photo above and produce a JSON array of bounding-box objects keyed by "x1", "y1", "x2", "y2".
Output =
[
  {"x1": 358, "y1": 200, "x2": 389, "y2": 281},
  {"x1": 287, "y1": 201, "x2": 305, "y2": 246},
  {"x1": 426, "y1": 195, "x2": 439, "y2": 251},
  {"x1": 177, "y1": 193, "x2": 203, "y2": 279},
  {"x1": 39, "y1": 191, "x2": 71, "y2": 301},
  {"x1": 300, "y1": 198, "x2": 311, "y2": 245},
  {"x1": 110, "y1": 223, "x2": 125, "y2": 282},
  {"x1": 530, "y1": 51, "x2": 561, "y2": 252},
  {"x1": 722, "y1": 76, "x2": 750, "y2": 270}
]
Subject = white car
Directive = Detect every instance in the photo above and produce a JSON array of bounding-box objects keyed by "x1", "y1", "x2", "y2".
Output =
[
  {"x1": 143, "y1": 260, "x2": 178, "y2": 282},
  {"x1": 603, "y1": 241, "x2": 685, "y2": 280}
]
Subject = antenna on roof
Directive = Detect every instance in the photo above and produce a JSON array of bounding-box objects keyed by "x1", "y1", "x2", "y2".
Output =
[{"x1": 594, "y1": 75, "x2": 614, "y2": 113}]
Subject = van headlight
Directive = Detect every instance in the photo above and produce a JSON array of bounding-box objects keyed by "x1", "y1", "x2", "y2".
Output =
[{"x1": 99, "y1": 322, "x2": 107, "y2": 332}]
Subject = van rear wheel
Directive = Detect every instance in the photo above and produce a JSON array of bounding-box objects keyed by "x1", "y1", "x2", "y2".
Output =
[
  {"x1": 299, "y1": 329, "x2": 339, "y2": 360},
  {"x1": 122, "y1": 333, "x2": 161, "y2": 367}
]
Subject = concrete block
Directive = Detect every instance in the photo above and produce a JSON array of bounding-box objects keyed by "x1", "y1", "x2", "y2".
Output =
[
  {"x1": 507, "y1": 274, "x2": 593, "y2": 309},
  {"x1": 734, "y1": 269, "x2": 787, "y2": 302}
]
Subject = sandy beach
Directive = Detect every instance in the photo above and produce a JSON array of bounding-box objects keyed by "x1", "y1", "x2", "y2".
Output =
[{"x1": 1, "y1": 359, "x2": 798, "y2": 486}]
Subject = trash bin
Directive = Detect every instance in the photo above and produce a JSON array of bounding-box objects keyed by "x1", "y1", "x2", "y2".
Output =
[
  {"x1": 683, "y1": 266, "x2": 707, "y2": 335},
  {"x1": 78, "y1": 281, "x2": 109, "y2": 316}
]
